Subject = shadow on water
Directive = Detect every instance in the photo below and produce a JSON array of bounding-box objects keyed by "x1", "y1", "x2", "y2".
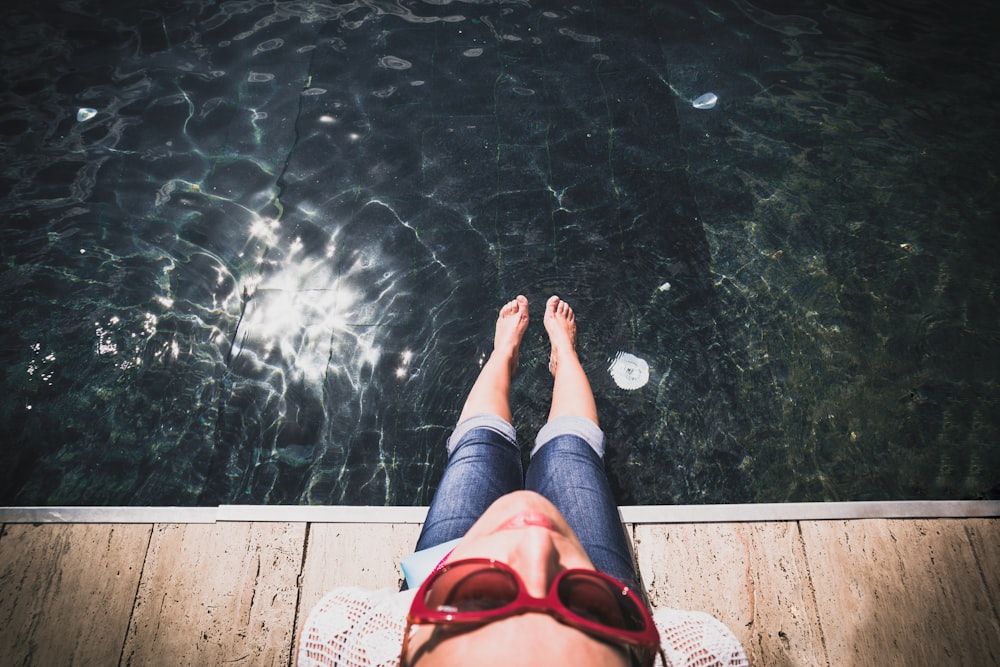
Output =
[{"x1": 1, "y1": 0, "x2": 997, "y2": 505}]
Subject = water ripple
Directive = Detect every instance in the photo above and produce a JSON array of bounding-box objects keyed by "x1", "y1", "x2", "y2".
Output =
[{"x1": 2, "y1": 0, "x2": 997, "y2": 507}]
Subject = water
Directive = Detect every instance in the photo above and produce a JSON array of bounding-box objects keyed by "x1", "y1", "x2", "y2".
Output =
[
  {"x1": 691, "y1": 92, "x2": 718, "y2": 110},
  {"x1": 1, "y1": 0, "x2": 998, "y2": 506}
]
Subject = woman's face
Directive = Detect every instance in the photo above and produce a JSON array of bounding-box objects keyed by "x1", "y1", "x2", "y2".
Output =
[{"x1": 403, "y1": 491, "x2": 630, "y2": 667}]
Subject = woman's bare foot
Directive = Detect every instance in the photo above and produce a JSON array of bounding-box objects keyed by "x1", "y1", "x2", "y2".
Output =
[
  {"x1": 494, "y1": 294, "x2": 530, "y2": 373},
  {"x1": 543, "y1": 295, "x2": 576, "y2": 376}
]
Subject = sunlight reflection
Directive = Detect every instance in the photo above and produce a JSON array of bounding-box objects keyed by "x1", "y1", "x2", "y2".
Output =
[
  {"x1": 249, "y1": 217, "x2": 280, "y2": 243},
  {"x1": 231, "y1": 242, "x2": 378, "y2": 387}
]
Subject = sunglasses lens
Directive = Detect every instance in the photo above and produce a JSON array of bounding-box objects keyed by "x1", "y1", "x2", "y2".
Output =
[
  {"x1": 558, "y1": 573, "x2": 647, "y2": 631},
  {"x1": 425, "y1": 563, "x2": 519, "y2": 613}
]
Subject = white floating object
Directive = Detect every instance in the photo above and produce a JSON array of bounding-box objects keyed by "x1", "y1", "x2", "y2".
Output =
[
  {"x1": 692, "y1": 92, "x2": 717, "y2": 109},
  {"x1": 76, "y1": 108, "x2": 97, "y2": 122},
  {"x1": 657, "y1": 281, "x2": 671, "y2": 292},
  {"x1": 609, "y1": 351, "x2": 649, "y2": 390}
]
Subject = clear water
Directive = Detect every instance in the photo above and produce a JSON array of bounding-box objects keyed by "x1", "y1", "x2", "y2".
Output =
[{"x1": 2, "y1": 0, "x2": 998, "y2": 506}]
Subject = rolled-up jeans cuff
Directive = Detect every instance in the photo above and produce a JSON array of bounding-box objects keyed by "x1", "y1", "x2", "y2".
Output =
[
  {"x1": 446, "y1": 413, "x2": 516, "y2": 456},
  {"x1": 532, "y1": 415, "x2": 605, "y2": 459}
]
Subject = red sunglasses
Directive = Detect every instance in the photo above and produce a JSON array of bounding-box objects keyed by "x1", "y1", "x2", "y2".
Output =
[{"x1": 400, "y1": 558, "x2": 663, "y2": 667}]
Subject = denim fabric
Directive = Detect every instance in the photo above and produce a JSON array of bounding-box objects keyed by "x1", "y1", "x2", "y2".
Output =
[
  {"x1": 412, "y1": 414, "x2": 641, "y2": 594},
  {"x1": 533, "y1": 414, "x2": 605, "y2": 458},
  {"x1": 414, "y1": 421, "x2": 523, "y2": 553},
  {"x1": 445, "y1": 413, "x2": 517, "y2": 456},
  {"x1": 526, "y1": 433, "x2": 641, "y2": 593}
]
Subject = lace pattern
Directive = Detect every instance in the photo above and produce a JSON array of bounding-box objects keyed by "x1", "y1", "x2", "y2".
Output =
[{"x1": 298, "y1": 587, "x2": 749, "y2": 667}]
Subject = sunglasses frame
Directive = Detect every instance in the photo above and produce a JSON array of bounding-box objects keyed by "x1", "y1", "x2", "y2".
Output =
[{"x1": 400, "y1": 558, "x2": 662, "y2": 667}]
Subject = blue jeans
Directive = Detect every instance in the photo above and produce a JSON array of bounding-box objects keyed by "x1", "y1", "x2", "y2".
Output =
[{"x1": 412, "y1": 414, "x2": 641, "y2": 594}]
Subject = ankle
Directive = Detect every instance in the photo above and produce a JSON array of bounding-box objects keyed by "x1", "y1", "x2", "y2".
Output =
[
  {"x1": 490, "y1": 345, "x2": 517, "y2": 362},
  {"x1": 551, "y1": 347, "x2": 579, "y2": 367}
]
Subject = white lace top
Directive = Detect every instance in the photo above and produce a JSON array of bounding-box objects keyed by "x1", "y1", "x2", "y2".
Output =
[{"x1": 298, "y1": 587, "x2": 749, "y2": 667}]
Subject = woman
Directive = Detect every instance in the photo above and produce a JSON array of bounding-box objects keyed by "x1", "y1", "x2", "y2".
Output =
[{"x1": 299, "y1": 296, "x2": 748, "y2": 667}]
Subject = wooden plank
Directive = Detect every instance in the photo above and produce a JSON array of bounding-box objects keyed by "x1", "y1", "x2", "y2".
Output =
[
  {"x1": 635, "y1": 522, "x2": 827, "y2": 666},
  {"x1": 122, "y1": 522, "x2": 305, "y2": 666},
  {"x1": 2, "y1": 517, "x2": 993, "y2": 667},
  {"x1": 801, "y1": 518, "x2": 1000, "y2": 666},
  {"x1": 293, "y1": 523, "x2": 421, "y2": 661},
  {"x1": 963, "y1": 518, "x2": 1000, "y2": 612},
  {"x1": 298, "y1": 523, "x2": 420, "y2": 602},
  {"x1": 0, "y1": 523, "x2": 151, "y2": 666}
]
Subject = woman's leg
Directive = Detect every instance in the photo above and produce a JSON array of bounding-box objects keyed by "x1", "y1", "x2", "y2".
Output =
[
  {"x1": 543, "y1": 295, "x2": 598, "y2": 426},
  {"x1": 413, "y1": 296, "x2": 530, "y2": 552},
  {"x1": 525, "y1": 296, "x2": 641, "y2": 593}
]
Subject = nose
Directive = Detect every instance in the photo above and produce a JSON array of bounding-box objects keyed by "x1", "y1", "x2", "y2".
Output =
[{"x1": 504, "y1": 527, "x2": 563, "y2": 598}]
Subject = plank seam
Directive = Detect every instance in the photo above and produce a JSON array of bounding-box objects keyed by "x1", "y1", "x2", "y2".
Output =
[
  {"x1": 795, "y1": 521, "x2": 831, "y2": 667},
  {"x1": 117, "y1": 524, "x2": 155, "y2": 667},
  {"x1": 287, "y1": 522, "x2": 313, "y2": 667}
]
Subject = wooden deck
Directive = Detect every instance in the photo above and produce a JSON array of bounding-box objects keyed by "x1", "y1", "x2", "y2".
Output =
[{"x1": 1, "y1": 513, "x2": 998, "y2": 666}]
